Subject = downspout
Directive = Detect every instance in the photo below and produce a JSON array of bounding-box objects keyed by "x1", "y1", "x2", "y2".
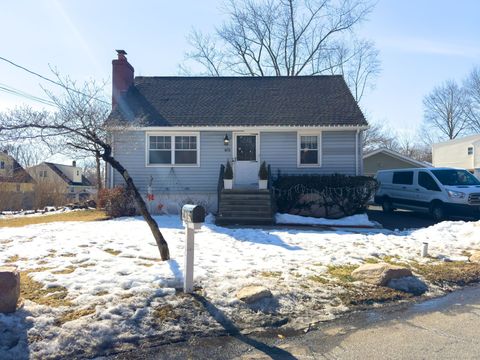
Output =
[{"x1": 355, "y1": 129, "x2": 359, "y2": 176}]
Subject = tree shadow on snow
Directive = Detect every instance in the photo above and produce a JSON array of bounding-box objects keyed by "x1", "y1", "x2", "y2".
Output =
[
  {"x1": 191, "y1": 293, "x2": 297, "y2": 360},
  {"x1": 205, "y1": 223, "x2": 303, "y2": 251},
  {"x1": 0, "y1": 306, "x2": 32, "y2": 360}
]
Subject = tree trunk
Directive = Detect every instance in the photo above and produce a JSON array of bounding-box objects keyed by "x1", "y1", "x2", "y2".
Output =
[
  {"x1": 102, "y1": 151, "x2": 170, "y2": 261},
  {"x1": 95, "y1": 153, "x2": 103, "y2": 190}
]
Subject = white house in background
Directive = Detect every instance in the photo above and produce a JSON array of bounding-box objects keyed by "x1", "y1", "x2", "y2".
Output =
[
  {"x1": 27, "y1": 161, "x2": 95, "y2": 202},
  {"x1": 432, "y1": 134, "x2": 480, "y2": 178},
  {"x1": 363, "y1": 148, "x2": 429, "y2": 177}
]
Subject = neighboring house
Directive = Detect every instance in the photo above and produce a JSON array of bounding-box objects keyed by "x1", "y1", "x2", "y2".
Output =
[
  {"x1": 363, "y1": 148, "x2": 429, "y2": 177},
  {"x1": 432, "y1": 134, "x2": 480, "y2": 178},
  {"x1": 27, "y1": 161, "x2": 94, "y2": 203},
  {"x1": 0, "y1": 150, "x2": 35, "y2": 210},
  {"x1": 105, "y1": 50, "x2": 367, "y2": 221}
]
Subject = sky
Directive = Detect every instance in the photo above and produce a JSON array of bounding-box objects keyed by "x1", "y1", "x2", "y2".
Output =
[{"x1": 1, "y1": 0, "x2": 479, "y2": 140}]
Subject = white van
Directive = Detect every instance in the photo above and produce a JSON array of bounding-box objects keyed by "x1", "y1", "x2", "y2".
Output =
[{"x1": 374, "y1": 168, "x2": 480, "y2": 221}]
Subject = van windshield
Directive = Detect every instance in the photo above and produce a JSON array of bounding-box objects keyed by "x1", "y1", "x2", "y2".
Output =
[{"x1": 431, "y1": 169, "x2": 480, "y2": 186}]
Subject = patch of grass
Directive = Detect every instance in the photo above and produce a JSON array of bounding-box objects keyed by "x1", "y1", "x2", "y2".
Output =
[
  {"x1": 338, "y1": 285, "x2": 412, "y2": 306},
  {"x1": 138, "y1": 263, "x2": 153, "y2": 267},
  {"x1": 413, "y1": 262, "x2": 480, "y2": 287},
  {"x1": 327, "y1": 264, "x2": 359, "y2": 283},
  {"x1": 95, "y1": 290, "x2": 109, "y2": 296},
  {"x1": 21, "y1": 270, "x2": 71, "y2": 307},
  {"x1": 104, "y1": 249, "x2": 121, "y2": 256},
  {"x1": 60, "y1": 253, "x2": 76, "y2": 258},
  {"x1": 364, "y1": 258, "x2": 380, "y2": 264},
  {"x1": 78, "y1": 263, "x2": 95, "y2": 268},
  {"x1": 260, "y1": 271, "x2": 282, "y2": 278},
  {"x1": 153, "y1": 304, "x2": 178, "y2": 321},
  {"x1": 55, "y1": 307, "x2": 95, "y2": 326},
  {"x1": 461, "y1": 250, "x2": 472, "y2": 257},
  {"x1": 0, "y1": 210, "x2": 109, "y2": 228},
  {"x1": 5, "y1": 255, "x2": 21, "y2": 263},
  {"x1": 52, "y1": 266, "x2": 76, "y2": 275},
  {"x1": 307, "y1": 275, "x2": 329, "y2": 284}
]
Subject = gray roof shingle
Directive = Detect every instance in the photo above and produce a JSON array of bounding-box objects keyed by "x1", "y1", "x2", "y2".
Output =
[{"x1": 107, "y1": 75, "x2": 367, "y2": 127}]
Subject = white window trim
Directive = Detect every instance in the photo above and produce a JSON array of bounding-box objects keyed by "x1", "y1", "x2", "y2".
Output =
[
  {"x1": 297, "y1": 131, "x2": 322, "y2": 168},
  {"x1": 145, "y1": 132, "x2": 200, "y2": 167}
]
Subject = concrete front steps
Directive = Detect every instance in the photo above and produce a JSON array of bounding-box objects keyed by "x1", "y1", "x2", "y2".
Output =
[{"x1": 216, "y1": 189, "x2": 275, "y2": 225}]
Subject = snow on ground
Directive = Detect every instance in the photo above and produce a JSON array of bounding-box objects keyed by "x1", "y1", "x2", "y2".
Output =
[
  {"x1": 275, "y1": 213, "x2": 376, "y2": 227},
  {"x1": 0, "y1": 215, "x2": 480, "y2": 359}
]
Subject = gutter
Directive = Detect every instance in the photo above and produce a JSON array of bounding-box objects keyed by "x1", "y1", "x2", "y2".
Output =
[{"x1": 355, "y1": 129, "x2": 360, "y2": 176}]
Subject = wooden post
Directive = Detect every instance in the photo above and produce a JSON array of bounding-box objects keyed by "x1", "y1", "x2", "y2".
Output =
[{"x1": 184, "y1": 223, "x2": 195, "y2": 293}]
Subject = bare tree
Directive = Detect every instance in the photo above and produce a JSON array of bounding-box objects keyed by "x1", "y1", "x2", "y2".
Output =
[
  {"x1": 0, "y1": 141, "x2": 51, "y2": 168},
  {"x1": 362, "y1": 121, "x2": 398, "y2": 153},
  {"x1": 465, "y1": 66, "x2": 480, "y2": 132},
  {"x1": 183, "y1": 0, "x2": 379, "y2": 103},
  {"x1": 422, "y1": 80, "x2": 470, "y2": 140},
  {"x1": 0, "y1": 78, "x2": 171, "y2": 261}
]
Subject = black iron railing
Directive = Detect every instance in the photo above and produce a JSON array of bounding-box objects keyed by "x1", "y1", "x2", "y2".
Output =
[{"x1": 217, "y1": 164, "x2": 225, "y2": 214}]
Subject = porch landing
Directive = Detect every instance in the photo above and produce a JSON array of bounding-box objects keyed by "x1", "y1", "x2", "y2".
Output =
[{"x1": 215, "y1": 189, "x2": 275, "y2": 225}]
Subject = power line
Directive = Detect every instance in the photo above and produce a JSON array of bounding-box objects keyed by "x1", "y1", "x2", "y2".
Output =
[
  {"x1": 0, "y1": 83, "x2": 57, "y2": 107},
  {"x1": 0, "y1": 55, "x2": 110, "y2": 105}
]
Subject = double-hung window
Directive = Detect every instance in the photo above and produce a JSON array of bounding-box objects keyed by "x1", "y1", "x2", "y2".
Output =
[
  {"x1": 148, "y1": 134, "x2": 199, "y2": 166},
  {"x1": 298, "y1": 133, "x2": 321, "y2": 166}
]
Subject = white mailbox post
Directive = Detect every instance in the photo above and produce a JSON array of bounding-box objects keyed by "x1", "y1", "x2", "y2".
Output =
[{"x1": 181, "y1": 204, "x2": 206, "y2": 293}]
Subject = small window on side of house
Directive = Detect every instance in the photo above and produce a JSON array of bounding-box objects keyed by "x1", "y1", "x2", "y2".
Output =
[
  {"x1": 0, "y1": 161, "x2": 4, "y2": 169},
  {"x1": 298, "y1": 134, "x2": 321, "y2": 166},
  {"x1": 16, "y1": 184, "x2": 21, "y2": 192},
  {"x1": 468, "y1": 147, "x2": 474, "y2": 155}
]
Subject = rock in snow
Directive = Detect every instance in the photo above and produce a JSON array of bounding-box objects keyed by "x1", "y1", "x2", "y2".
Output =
[
  {"x1": 351, "y1": 263, "x2": 412, "y2": 286},
  {"x1": 469, "y1": 251, "x2": 480, "y2": 263},
  {"x1": 236, "y1": 285, "x2": 273, "y2": 303},
  {"x1": 387, "y1": 276, "x2": 428, "y2": 295},
  {"x1": 0, "y1": 265, "x2": 20, "y2": 313}
]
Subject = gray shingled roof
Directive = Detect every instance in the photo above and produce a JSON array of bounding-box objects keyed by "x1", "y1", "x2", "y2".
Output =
[
  {"x1": 107, "y1": 76, "x2": 367, "y2": 127},
  {"x1": 44, "y1": 163, "x2": 92, "y2": 187}
]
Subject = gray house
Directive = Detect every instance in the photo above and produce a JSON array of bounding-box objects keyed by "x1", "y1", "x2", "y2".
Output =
[{"x1": 106, "y1": 50, "x2": 367, "y2": 223}]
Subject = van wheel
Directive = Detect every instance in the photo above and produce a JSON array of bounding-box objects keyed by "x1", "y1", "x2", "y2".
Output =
[
  {"x1": 430, "y1": 203, "x2": 444, "y2": 221},
  {"x1": 382, "y1": 198, "x2": 394, "y2": 213}
]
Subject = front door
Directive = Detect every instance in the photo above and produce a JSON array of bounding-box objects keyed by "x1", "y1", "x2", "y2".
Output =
[{"x1": 234, "y1": 133, "x2": 259, "y2": 187}]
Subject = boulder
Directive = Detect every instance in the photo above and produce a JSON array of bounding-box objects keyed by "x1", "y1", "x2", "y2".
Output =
[
  {"x1": 0, "y1": 266, "x2": 20, "y2": 313},
  {"x1": 351, "y1": 263, "x2": 412, "y2": 286},
  {"x1": 469, "y1": 251, "x2": 480, "y2": 263},
  {"x1": 236, "y1": 285, "x2": 272, "y2": 303},
  {"x1": 387, "y1": 276, "x2": 428, "y2": 295}
]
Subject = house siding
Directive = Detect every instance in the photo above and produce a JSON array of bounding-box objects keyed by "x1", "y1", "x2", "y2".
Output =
[
  {"x1": 260, "y1": 131, "x2": 357, "y2": 176},
  {"x1": 111, "y1": 129, "x2": 359, "y2": 194},
  {"x1": 111, "y1": 131, "x2": 232, "y2": 193}
]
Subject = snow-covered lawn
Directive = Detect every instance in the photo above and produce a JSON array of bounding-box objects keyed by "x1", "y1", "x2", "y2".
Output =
[{"x1": 1, "y1": 214, "x2": 479, "y2": 359}]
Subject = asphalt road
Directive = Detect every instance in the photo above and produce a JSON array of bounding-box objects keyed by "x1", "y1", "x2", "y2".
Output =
[{"x1": 103, "y1": 285, "x2": 480, "y2": 360}]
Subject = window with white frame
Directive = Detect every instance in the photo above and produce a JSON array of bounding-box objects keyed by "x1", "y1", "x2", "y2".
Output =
[
  {"x1": 298, "y1": 134, "x2": 320, "y2": 166},
  {"x1": 468, "y1": 147, "x2": 474, "y2": 155},
  {"x1": 148, "y1": 134, "x2": 199, "y2": 165}
]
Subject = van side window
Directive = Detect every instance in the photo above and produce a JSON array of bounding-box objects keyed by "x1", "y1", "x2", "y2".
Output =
[
  {"x1": 418, "y1": 172, "x2": 441, "y2": 191},
  {"x1": 392, "y1": 171, "x2": 413, "y2": 185}
]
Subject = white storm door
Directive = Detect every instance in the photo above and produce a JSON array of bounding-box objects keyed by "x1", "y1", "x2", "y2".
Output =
[{"x1": 234, "y1": 133, "x2": 259, "y2": 186}]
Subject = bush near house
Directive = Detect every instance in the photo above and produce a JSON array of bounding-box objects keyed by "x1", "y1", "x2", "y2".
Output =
[
  {"x1": 97, "y1": 187, "x2": 136, "y2": 218},
  {"x1": 273, "y1": 174, "x2": 378, "y2": 219}
]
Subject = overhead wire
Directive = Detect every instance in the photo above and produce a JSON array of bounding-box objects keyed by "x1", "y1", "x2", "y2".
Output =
[{"x1": 0, "y1": 55, "x2": 110, "y2": 105}]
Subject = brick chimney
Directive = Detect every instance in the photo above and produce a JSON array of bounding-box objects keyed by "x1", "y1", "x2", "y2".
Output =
[{"x1": 112, "y1": 50, "x2": 134, "y2": 108}]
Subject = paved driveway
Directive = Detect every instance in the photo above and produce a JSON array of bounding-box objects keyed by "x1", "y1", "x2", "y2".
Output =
[{"x1": 366, "y1": 205, "x2": 438, "y2": 230}]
